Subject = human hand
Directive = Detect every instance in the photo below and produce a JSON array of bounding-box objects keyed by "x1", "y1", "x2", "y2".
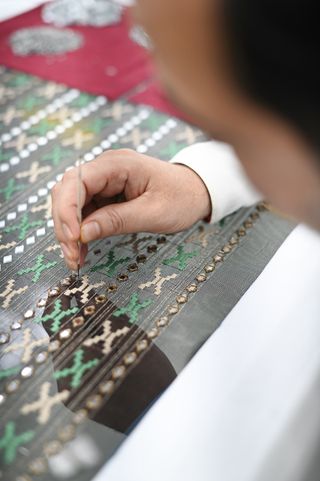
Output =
[{"x1": 51, "y1": 149, "x2": 211, "y2": 270}]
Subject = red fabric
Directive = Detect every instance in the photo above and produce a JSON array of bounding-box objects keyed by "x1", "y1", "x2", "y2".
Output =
[
  {"x1": 0, "y1": 6, "x2": 152, "y2": 100},
  {"x1": 0, "y1": 5, "x2": 190, "y2": 121}
]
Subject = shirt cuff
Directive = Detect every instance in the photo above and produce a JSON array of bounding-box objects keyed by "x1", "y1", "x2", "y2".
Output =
[{"x1": 170, "y1": 140, "x2": 262, "y2": 223}]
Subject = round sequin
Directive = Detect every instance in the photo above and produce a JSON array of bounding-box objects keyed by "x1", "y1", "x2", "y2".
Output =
[
  {"x1": 222, "y1": 245, "x2": 232, "y2": 253},
  {"x1": 117, "y1": 273, "x2": 128, "y2": 282},
  {"x1": 229, "y1": 236, "x2": 239, "y2": 245},
  {"x1": 73, "y1": 409, "x2": 88, "y2": 424},
  {"x1": 168, "y1": 305, "x2": 179, "y2": 315},
  {"x1": 157, "y1": 316, "x2": 169, "y2": 327},
  {"x1": 58, "y1": 425, "x2": 75, "y2": 442},
  {"x1": 136, "y1": 339, "x2": 148, "y2": 353},
  {"x1": 213, "y1": 254, "x2": 224, "y2": 263},
  {"x1": 186, "y1": 284, "x2": 198, "y2": 293},
  {"x1": 24, "y1": 309, "x2": 34, "y2": 319},
  {"x1": 21, "y1": 366, "x2": 34, "y2": 378},
  {"x1": 72, "y1": 316, "x2": 85, "y2": 328},
  {"x1": 107, "y1": 284, "x2": 117, "y2": 293},
  {"x1": 176, "y1": 294, "x2": 188, "y2": 304},
  {"x1": 86, "y1": 395, "x2": 103, "y2": 410},
  {"x1": 44, "y1": 440, "x2": 62, "y2": 456},
  {"x1": 48, "y1": 340, "x2": 60, "y2": 352},
  {"x1": 0, "y1": 332, "x2": 10, "y2": 345},
  {"x1": 136, "y1": 254, "x2": 147, "y2": 263},
  {"x1": 84, "y1": 305, "x2": 95, "y2": 316},
  {"x1": 112, "y1": 365, "x2": 126, "y2": 380},
  {"x1": 61, "y1": 277, "x2": 72, "y2": 286},
  {"x1": 128, "y1": 263, "x2": 138, "y2": 272},
  {"x1": 99, "y1": 380, "x2": 114, "y2": 395},
  {"x1": 11, "y1": 321, "x2": 22, "y2": 331},
  {"x1": 147, "y1": 328, "x2": 159, "y2": 339},
  {"x1": 95, "y1": 294, "x2": 107, "y2": 304},
  {"x1": 195, "y1": 274, "x2": 206, "y2": 283},
  {"x1": 0, "y1": 393, "x2": 6, "y2": 405},
  {"x1": 204, "y1": 264, "x2": 215, "y2": 273},
  {"x1": 48, "y1": 287, "x2": 60, "y2": 297},
  {"x1": 147, "y1": 244, "x2": 157, "y2": 253},
  {"x1": 6, "y1": 379, "x2": 20, "y2": 393},
  {"x1": 59, "y1": 329, "x2": 72, "y2": 340},
  {"x1": 123, "y1": 352, "x2": 137, "y2": 366},
  {"x1": 37, "y1": 298, "x2": 47, "y2": 307},
  {"x1": 35, "y1": 351, "x2": 48, "y2": 364},
  {"x1": 28, "y1": 457, "x2": 47, "y2": 475},
  {"x1": 237, "y1": 228, "x2": 246, "y2": 237},
  {"x1": 157, "y1": 236, "x2": 167, "y2": 244}
]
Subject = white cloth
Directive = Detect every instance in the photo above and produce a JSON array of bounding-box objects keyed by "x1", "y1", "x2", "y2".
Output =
[
  {"x1": 94, "y1": 224, "x2": 320, "y2": 481},
  {"x1": 171, "y1": 140, "x2": 262, "y2": 223}
]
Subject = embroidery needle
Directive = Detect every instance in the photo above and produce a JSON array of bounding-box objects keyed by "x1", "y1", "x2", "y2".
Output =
[{"x1": 76, "y1": 159, "x2": 82, "y2": 280}]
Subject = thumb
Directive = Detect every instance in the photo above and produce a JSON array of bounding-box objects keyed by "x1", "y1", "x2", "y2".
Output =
[{"x1": 80, "y1": 195, "x2": 162, "y2": 242}]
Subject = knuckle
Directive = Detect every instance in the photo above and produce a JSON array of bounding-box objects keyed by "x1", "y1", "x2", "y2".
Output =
[{"x1": 107, "y1": 208, "x2": 125, "y2": 234}]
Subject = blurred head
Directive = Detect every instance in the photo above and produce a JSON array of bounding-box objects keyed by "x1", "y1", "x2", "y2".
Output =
[{"x1": 133, "y1": 0, "x2": 320, "y2": 229}]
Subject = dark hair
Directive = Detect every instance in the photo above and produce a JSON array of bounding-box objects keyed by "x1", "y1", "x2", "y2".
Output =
[{"x1": 224, "y1": 0, "x2": 319, "y2": 151}]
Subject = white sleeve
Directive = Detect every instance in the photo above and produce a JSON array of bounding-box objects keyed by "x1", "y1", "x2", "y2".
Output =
[{"x1": 170, "y1": 140, "x2": 262, "y2": 223}]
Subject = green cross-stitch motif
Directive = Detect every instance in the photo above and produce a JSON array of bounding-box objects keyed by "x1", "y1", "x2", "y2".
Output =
[
  {"x1": 0, "y1": 365, "x2": 20, "y2": 381},
  {"x1": 160, "y1": 141, "x2": 187, "y2": 159},
  {"x1": 142, "y1": 112, "x2": 167, "y2": 131},
  {"x1": 0, "y1": 178, "x2": 26, "y2": 201},
  {"x1": 86, "y1": 117, "x2": 112, "y2": 135},
  {"x1": 53, "y1": 349, "x2": 99, "y2": 389},
  {"x1": 91, "y1": 250, "x2": 131, "y2": 277},
  {"x1": 29, "y1": 119, "x2": 57, "y2": 136},
  {"x1": 42, "y1": 145, "x2": 74, "y2": 167},
  {"x1": 0, "y1": 147, "x2": 12, "y2": 163},
  {"x1": 4, "y1": 213, "x2": 43, "y2": 241},
  {"x1": 162, "y1": 245, "x2": 198, "y2": 270},
  {"x1": 7, "y1": 73, "x2": 31, "y2": 88},
  {"x1": 0, "y1": 422, "x2": 35, "y2": 465},
  {"x1": 34, "y1": 299, "x2": 78, "y2": 333},
  {"x1": 18, "y1": 254, "x2": 57, "y2": 283},
  {"x1": 113, "y1": 293, "x2": 152, "y2": 324},
  {"x1": 70, "y1": 93, "x2": 95, "y2": 108},
  {"x1": 18, "y1": 95, "x2": 43, "y2": 111}
]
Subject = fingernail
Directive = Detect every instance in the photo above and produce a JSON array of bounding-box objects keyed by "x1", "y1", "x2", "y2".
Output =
[
  {"x1": 62, "y1": 223, "x2": 74, "y2": 240},
  {"x1": 81, "y1": 222, "x2": 101, "y2": 243}
]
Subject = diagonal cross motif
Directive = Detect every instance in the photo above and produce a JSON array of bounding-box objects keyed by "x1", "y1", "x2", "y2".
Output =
[
  {"x1": 138, "y1": 267, "x2": 178, "y2": 296},
  {"x1": 101, "y1": 102, "x2": 133, "y2": 121},
  {"x1": 31, "y1": 194, "x2": 52, "y2": 219},
  {"x1": 3, "y1": 212, "x2": 43, "y2": 240},
  {"x1": 18, "y1": 254, "x2": 57, "y2": 283},
  {"x1": 91, "y1": 250, "x2": 131, "y2": 277},
  {"x1": 113, "y1": 293, "x2": 152, "y2": 324},
  {"x1": 0, "y1": 237, "x2": 17, "y2": 251},
  {"x1": 5, "y1": 133, "x2": 38, "y2": 151},
  {"x1": 36, "y1": 82, "x2": 65, "y2": 99},
  {"x1": 0, "y1": 106, "x2": 24, "y2": 125},
  {"x1": 162, "y1": 245, "x2": 198, "y2": 270},
  {"x1": 62, "y1": 130, "x2": 94, "y2": 150},
  {"x1": 120, "y1": 128, "x2": 149, "y2": 148},
  {"x1": 4, "y1": 328, "x2": 49, "y2": 363},
  {"x1": 64, "y1": 275, "x2": 105, "y2": 303},
  {"x1": 20, "y1": 382, "x2": 70, "y2": 424},
  {"x1": 0, "y1": 422, "x2": 35, "y2": 465},
  {"x1": 0, "y1": 178, "x2": 26, "y2": 201},
  {"x1": 53, "y1": 349, "x2": 99, "y2": 389},
  {"x1": 0, "y1": 279, "x2": 28, "y2": 309},
  {"x1": 16, "y1": 161, "x2": 51, "y2": 183},
  {"x1": 42, "y1": 144, "x2": 73, "y2": 167},
  {"x1": 34, "y1": 299, "x2": 78, "y2": 333},
  {"x1": 83, "y1": 320, "x2": 130, "y2": 355}
]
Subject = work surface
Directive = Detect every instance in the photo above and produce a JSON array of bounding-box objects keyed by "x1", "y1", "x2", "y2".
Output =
[{"x1": 0, "y1": 68, "x2": 294, "y2": 481}]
